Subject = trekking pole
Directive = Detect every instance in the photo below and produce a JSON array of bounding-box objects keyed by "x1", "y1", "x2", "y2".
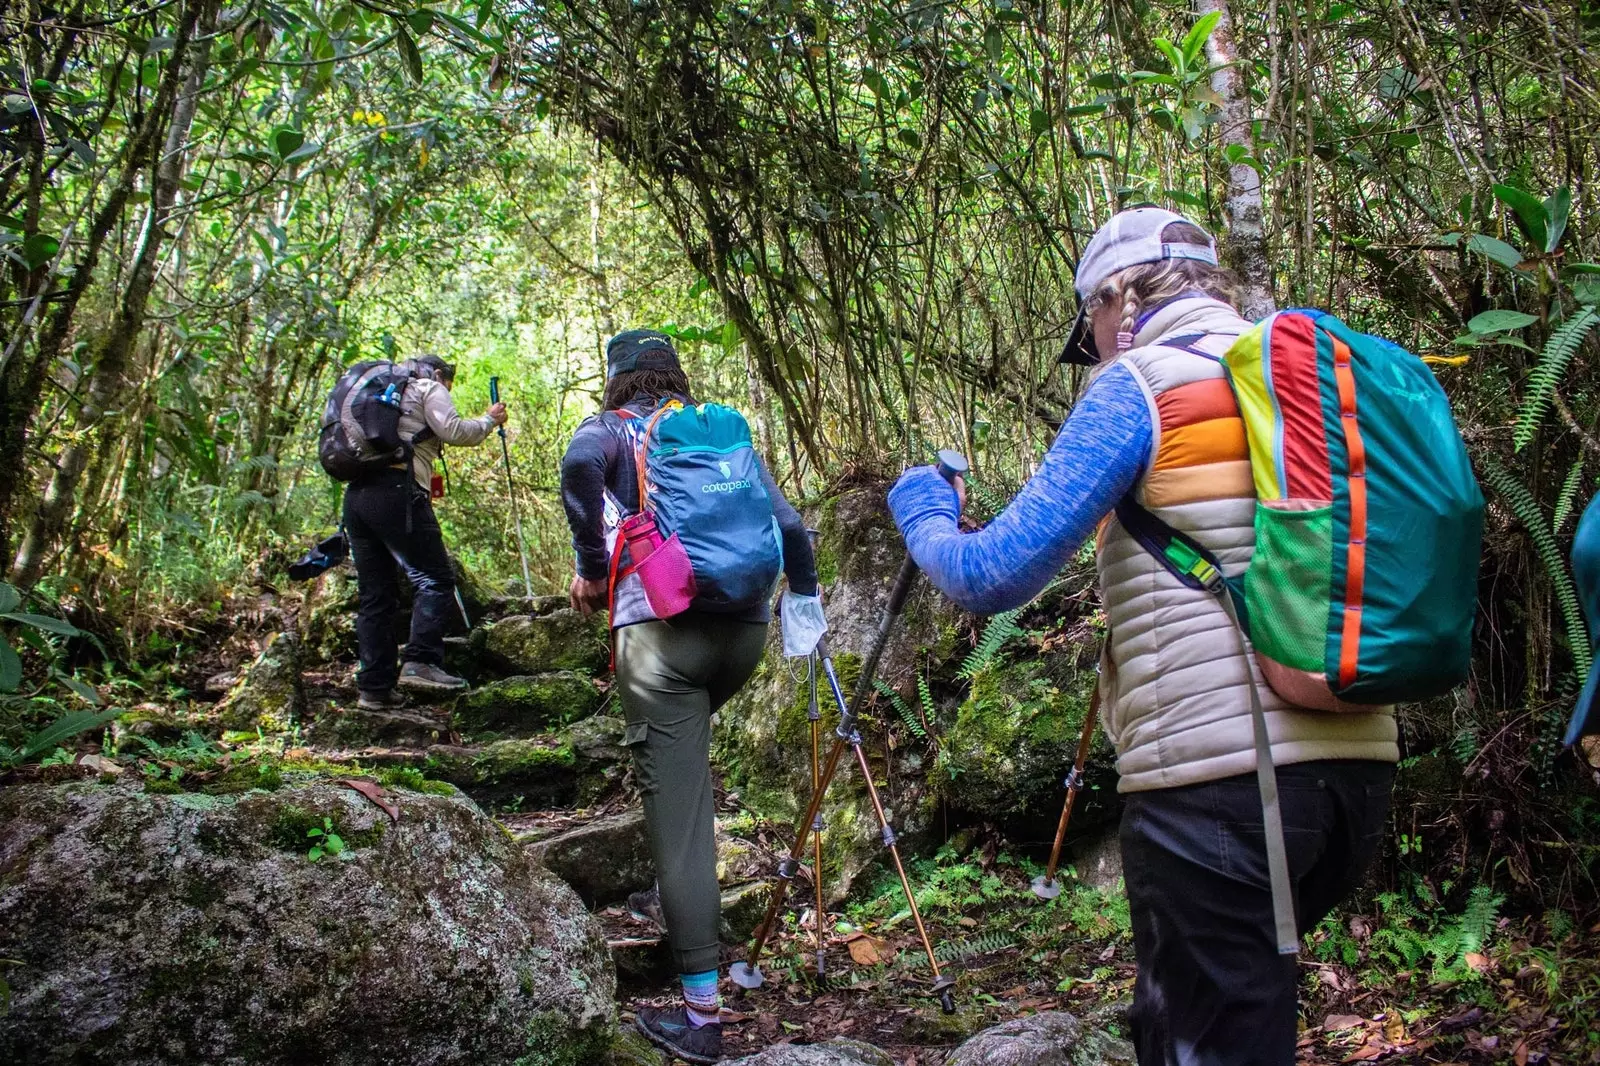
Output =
[
  {"x1": 489, "y1": 377, "x2": 534, "y2": 599},
  {"x1": 731, "y1": 451, "x2": 969, "y2": 1014},
  {"x1": 804, "y1": 528, "x2": 826, "y2": 978},
  {"x1": 1031, "y1": 679, "x2": 1101, "y2": 900}
]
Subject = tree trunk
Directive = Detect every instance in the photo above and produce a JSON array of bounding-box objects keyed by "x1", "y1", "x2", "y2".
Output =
[
  {"x1": 10, "y1": 0, "x2": 217, "y2": 589},
  {"x1": 1198, "y1": 0, "x2": 1276, "y2": 320}
]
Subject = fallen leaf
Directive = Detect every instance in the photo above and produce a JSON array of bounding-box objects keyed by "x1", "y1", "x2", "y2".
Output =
[
  {"x1": 1097, "y1": 944, "x2": 1116, "y2": 962},
  {"x1": 78, "y1": 754, "x2": 123, "y2": 775},
  {"x1": 338, "y1": 778, "x2": 399, "y2": 822},
  {"x1": 844, "y1": 933, "x2": 895, "y2": 966},
  {"x1": 956, "y1": 916, "x2": 978, "y2": 928},
  {"x1": 1464, "y1": 951, "x2": 1491, "y2": 974},
  {"x1": 1318, "y1": 966, "x2": 1345, "y2": 991},
  {"x1": 1324, "y1": 1015, "x2": 1366, "y2": 1032},
  {"x1": 1513, "y1": 1041, "x2": 1529, "y2": 1066}
]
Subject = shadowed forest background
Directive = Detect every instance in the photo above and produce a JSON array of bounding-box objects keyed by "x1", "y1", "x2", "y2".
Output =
[{"x1": 3, "y1": 0, "x2": 1600, "y2": 1063}]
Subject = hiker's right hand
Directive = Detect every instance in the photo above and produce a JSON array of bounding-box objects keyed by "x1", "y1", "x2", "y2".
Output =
[
  {"x1": 570, "y1": 574, "x2": 607, "y2": 616},
  {"x1": 487, "y1": 402, "x2": 508, "y2": 426},
  {"x1": 951, "y1": 474, "x2": 967, "y2": 514}
]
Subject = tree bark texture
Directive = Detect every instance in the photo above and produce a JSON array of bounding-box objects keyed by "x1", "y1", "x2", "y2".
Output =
[{"x1": 1199, "y1": 0, "x2": 1277, "y2": 321}]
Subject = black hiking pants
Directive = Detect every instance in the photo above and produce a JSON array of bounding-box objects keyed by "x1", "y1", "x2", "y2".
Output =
[
  {"x1": 343, "y1": 469, "x2": 456, "y2": 695},
  {"x1": 1120, "y1": 759, "x2": 1394, "y2": 1066}
]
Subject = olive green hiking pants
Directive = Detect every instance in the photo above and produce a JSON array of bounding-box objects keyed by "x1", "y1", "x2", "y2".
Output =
[{"x1": 615, "y1": 615, "x2": 769, "y2": 975}]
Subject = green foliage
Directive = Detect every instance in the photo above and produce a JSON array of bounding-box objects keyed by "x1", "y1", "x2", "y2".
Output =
[
  {"x1": 1479, "y1": 459, "x2": 1592, "y2": 682},
  {"x1": 1513, "y1": 308, "x2": 1599, "y2": 451},
  {"x1": 934, "y1": 930, "x2": 1017, "y2": 964},
  {"x1": 1554, "y1": 459, "x2": 1588, "y2": 534},
  {"x1": 872, "y1": 678, "x2": 931, "y2": 741},
  {"x1": 1366, "y1": 884, "x2": 1503, "y2": 983},
  {"x1": 958, "y1": 608, "x2": 1024, "y2": 679},
  {"x1": 306, "y1": 816, "x2": 346, "y2": 863}
]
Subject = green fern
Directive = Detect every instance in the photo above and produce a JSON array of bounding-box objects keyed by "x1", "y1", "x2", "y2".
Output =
[
  {"x1": 1553, "y1": 458, "x2": 1586, "y2": 534},
  {"x1": 1514, "y1": 307, "x2": 1598, "y2": 451},
  {"x1": 934, "y1": 930, "x2": 1016, "y2": 963},
  {"x1": 959, "y1": 607, "x2": 1024, "y2": 678},
  {"x1": 1480, "y1": 459, "x2": 1594, "y2": 681},
  {"x1": 872, "y1": 679, "x2": 929, "y2": 740}
]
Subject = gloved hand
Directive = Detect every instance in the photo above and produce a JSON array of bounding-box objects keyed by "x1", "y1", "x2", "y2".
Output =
[{"x1": 781, "y1": 591, "x2": 827, "y2": 657}]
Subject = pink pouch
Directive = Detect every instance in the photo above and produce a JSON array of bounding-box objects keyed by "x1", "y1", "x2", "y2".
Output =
[{"x1": 619, "y1": 513, "x2": 697, "y2": 618}]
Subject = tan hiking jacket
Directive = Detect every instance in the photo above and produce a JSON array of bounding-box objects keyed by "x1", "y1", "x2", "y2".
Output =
[{"x1": 398, "y1": 378, "x2": 495, "y2": 490}]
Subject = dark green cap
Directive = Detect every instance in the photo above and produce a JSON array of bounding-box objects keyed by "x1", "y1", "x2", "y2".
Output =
[{"x1": 605, "y1": 329, "x2": 680, "y2": 379}]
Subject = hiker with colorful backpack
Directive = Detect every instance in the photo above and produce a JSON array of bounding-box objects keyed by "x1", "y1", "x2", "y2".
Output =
[
  {"x1": 887, "y1": 207, "x2": 1482, "y2": 1065},
  {"x1": 319, "y1": 354, "x2": 507, "y2": 708},
  {"x1": 559, "y1": 329, "x2": 820, "y2": 1065}
]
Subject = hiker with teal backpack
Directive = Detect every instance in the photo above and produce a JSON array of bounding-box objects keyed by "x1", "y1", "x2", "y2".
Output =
[
  {"x1": 560, "y1": 329, "x2": 821, "y2": 1065},
  {"x1": 887, "y1": 208, "x2": 1483, "y2": 1066}
]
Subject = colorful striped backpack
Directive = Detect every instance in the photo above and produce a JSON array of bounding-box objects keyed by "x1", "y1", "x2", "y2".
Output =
[
  {"x1": 1118, "y1": 309, "x2": 1484, "y2": 955},
  {"x1": 1121, "y1": 309, "x2": 1484, "y2": 710}
]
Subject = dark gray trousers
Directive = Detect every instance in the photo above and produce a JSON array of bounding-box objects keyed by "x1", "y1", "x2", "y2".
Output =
[
  {"x1": 615, "y1": 615, "x2": 769, "y2": 975},
  {"x1": 1121, "y1": 759, "x2": 1395, "y2": 1066}
]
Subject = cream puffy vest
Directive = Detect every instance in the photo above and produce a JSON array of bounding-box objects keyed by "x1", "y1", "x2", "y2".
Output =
[{"x1": 1096, "y1": 298, "x2": 1399, "y2": 793}]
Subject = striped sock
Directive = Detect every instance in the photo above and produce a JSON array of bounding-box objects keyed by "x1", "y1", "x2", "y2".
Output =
[{"x1": 680, "y1": 969, "x2": 721, "y2": 1027}]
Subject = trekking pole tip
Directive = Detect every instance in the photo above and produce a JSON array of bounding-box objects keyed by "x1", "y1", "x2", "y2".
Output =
[
  {"x1": 932, "y1": 974, "x2": 957, "y2": 1014},
  {"x1": 728, "y1": 961, "x2": 764, "y2": 990},
  {"x1": 1030, "y1": 874, "x2": 1062, "y2": 900}
]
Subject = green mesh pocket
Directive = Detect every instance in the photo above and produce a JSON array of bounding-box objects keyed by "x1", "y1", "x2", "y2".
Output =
[{"x1": 1245, "y1": 503, "x2": 1334, "y2": 672}]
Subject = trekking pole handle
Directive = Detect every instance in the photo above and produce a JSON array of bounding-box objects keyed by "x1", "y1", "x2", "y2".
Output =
[
  {"x1": 489, "y1": 376, "x2": 500, "y2": 404},
  {"x1": 935, "y1": 449, "x2": 969, "y2": 483}
]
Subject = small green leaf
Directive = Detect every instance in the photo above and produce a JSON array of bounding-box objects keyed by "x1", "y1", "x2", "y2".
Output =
[
  {"x1": 271, "y1": 126, "x2": 305, "y2": 159},
  {"x1": 395, "y1": 24, "x2": 424, "y2": 83},
  {"x1": 283, "y1": 140, "x2": 322, "y2": 163},
  {"x1": 0, "y1": 640, "x2": 20, "y2": 692},
  {"x1": 58, "y1": 674, "x2": 101, "y2": 706},
  {"x1": 1492, "y1": 184, "x2": 1547, "y2": 252},
  {"x1": 1466, "y1": 310, "x2": 1539, "y2": 334},
  {"x1": 1028, "y1": 108, "x2": 1049, "y2": 135},
  {"x1": 2, "y1": 612, "x2": 81, "y2": 637},
  {"x1": 983, "y1": 25, "x2": 1004, "y2": 64},
  {"x1": 324, "y1": 833, "x2": 345, "y2": 856},
  {"x1": 896, "y1": 127, "x2": 921, "y2": 148},
  {"x1": 1154, "y1": 38, "x2": 1184, "y2": 77},
  {"x1": 1544, "y1": 186, "x2": 1572, "y2": 254},
  {"x1": 1064, "y1": 102, "x2": 1107, "y2": 117},
  {"x1": 407, "y1": 10, "x2": 434, "y2": 35},
  {"x1": 1181, "y1": 11, "x2": 1221, "y2": 67},
  {"x1": 1464, "y1": 234, "x2": 1529, "y2": 273},
  {"x1": 20, "y1": 233, "x2": 59, "y2": 269},
  {"x1": 0, "y1": 583, "x2": 20, "y2": 614}
]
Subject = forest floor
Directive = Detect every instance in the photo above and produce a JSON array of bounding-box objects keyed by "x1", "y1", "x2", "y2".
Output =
[{"x1": 34, "y1": 593, "x2": 1598, "y2": 1066}]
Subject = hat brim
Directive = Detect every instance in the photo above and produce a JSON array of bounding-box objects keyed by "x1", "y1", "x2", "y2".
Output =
[
  {"x1": 1058, "y1": 304, "x2": 1099, "y2": 366},
  {"x1": 1562, "y1": 655, "x2": 1600, "y2": 747}
]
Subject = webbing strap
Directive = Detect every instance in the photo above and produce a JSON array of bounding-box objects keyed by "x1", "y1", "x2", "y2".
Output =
[{"x1": 1116, "y1": 496, "x2": 1299, "y2": 955}]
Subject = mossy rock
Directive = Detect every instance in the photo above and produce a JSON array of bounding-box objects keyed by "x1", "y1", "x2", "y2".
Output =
[
  {"x1": 724, "y1": 1039, "x2": 896, "y2": 1065},
  {"x1": 409, "y1": 715, "x2": 630, "y2": 809},
  {"x1": 214, "y1": 632, "x2": 305, "y2": 733},
  {"x1": 528, "y1": 808, "x2": 654, "y2": 906},
  {"x1": 944, "y1": 1010, "x2": 1136, "y2": 1066},
  {"x1": 454, "y1": 672, "x2": 602, "y2": 737},
  {"x1": 307, "y1": 705, "x2": 449, "y2": 749},
  {"x1": 477, "y1": 611, "x2": 608, "y2": 676},
  {"x1": 604, "y1": 1027, "x2": 668, "y2": 1066},
  {"x1": 0, "y1": 779, "x2": 615, "y2": 1065}
]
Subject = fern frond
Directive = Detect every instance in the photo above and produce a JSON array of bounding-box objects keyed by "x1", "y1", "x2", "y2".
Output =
[
  {"x1": 934, "y1": 930, "x2": 1016, "y2": 963},
  {"x1": 1480, "y1": 459, "x2": 1594, "y2": 681},
  {"x1": 873, "y1": 679, "x2": 928, "y2": 740},
  {"x1": 959, "y1": 607, "x2": 1024, "y2": 679},
  {"x1": 1514, "y1": 307, "x2": 1598, "y2": 451},
  {"x1": 1553, "y1": 458, "x2": 1586, "y2": 534},
  {"x1": 1453, "y1": 884, "x2": 1502, "y2": 963},
  {"x1": 917, "y1": 674, "x2": 936, "y2": 723}
]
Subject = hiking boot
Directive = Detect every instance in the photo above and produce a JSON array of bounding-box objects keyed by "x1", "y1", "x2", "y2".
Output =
[
  {"x1": 397, "y1": 662, "x2": 468, "y2": 693},
  {"x1": 634, "y1": 1005, "x2": 722, "y2": 1065},
  {"x1": 628, "y1": 884, "x2": 667, "y2": 933},
  {"x1": 357, "y1": 690, "x2": 405, "y2": 711}
]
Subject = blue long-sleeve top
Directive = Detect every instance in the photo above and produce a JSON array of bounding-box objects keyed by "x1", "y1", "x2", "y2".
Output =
[{"x1": 887, "y1": 363, "x2": 1153, "y2": 615}]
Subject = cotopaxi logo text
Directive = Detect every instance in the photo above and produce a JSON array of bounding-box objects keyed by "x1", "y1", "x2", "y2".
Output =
[{"x1": 702, "y1": 477, "x2": 753, "y2": 494}]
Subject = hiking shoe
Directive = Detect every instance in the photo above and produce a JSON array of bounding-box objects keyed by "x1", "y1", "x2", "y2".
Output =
[
  {"x1": 397, "y1": 662, "x2": 468, "y2": 693},
  {"x1": 634, "y1": 1005, "x2": 722, "y2": 1065},
  {"x1": 357, "y1": 690, "x2": 405, "y2": 711},
  {"x1": 628, "y1": 884, "x2": 667, "y2": 933}
]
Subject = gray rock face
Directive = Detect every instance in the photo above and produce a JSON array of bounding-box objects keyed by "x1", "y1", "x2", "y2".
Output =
[
  {"x1": 454, "y1": 671, "x2": 602, "y2": 737},
  {"x1": 723, "y1": 1038, "x2": 895, "y2": 1065},
  {"x1": 529, "y1": 808, "x2": 655, "y2": 905},
  {"x1": 944, "y1": 1011, "x2": 1136, "y2": 1066},
  {"x1": 307, "y1": 705, "x2": 448, "y2": 749},
  {"x1": 479, "y1": 610, "x2": 609, "y2": 676},
  {"x1": 0, "y1": 779, "x2": 616, "y2": 1066}
]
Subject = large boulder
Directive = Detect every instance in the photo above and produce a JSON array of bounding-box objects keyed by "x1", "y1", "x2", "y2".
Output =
[
  {"x1": 943, "y1": 1011, "x2": 1136, "y2": 1066},
  {"x1": 528, "y1": 808, "x2": 655, "y2": 905},
  {"x1": 454, "y1": 672, "x2": 602, "y2": 737},
  {"x1": 0, "y1": 778, "x2": 616, "y2": 1066},
  {"x1": 307, "y1": 704, "x2": 449, "y2": 749},
  {"x1": 409, "y1": 714, "x2": 630, "y2": 808},
  {"x1": 214, "y1": 631, "x2": 305, "y2": 732},
  {"x1": 478, "y1": 610, "x2": 608, "y2": 676},
  {"x1": 724, "y1": 1039, "x2": 894, "y2": 1066}
]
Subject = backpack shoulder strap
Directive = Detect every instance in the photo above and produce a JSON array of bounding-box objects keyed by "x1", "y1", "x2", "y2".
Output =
[
  {"x1": 634, "y1": 401, "x2": 683, "y2": 504},
  {"x1": 1112, "y1": 493, "x2": 1299, "y2": 957}
]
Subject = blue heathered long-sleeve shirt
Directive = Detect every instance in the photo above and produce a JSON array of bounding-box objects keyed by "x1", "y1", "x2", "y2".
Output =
[{"x1": 887, "y1": 363, "x2": 1153, "y2": 615}]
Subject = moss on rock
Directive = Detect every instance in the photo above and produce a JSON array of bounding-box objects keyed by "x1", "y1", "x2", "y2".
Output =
[
  {"x1": 478, "y1": 611, "x2": 608, "y2": 676},
  {"x1": 214, "y1": 632, "x2": 305, "y2": 733},
  {"x1": 0, "y1": 779, "x2": 615, "y2": 1065},
  {"x1": 454, "y1": 672, "x2": 602, "y2": 738}
]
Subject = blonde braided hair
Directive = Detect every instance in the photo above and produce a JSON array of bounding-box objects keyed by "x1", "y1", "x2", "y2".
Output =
[{"x1": 1084, "y1": 221, "x2": 1239, "y2": 357}]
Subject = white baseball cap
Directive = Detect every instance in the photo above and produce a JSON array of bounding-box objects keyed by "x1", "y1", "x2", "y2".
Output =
[{"x1": 1059, "y1": 207, "x2": 1220, "y2": 365}]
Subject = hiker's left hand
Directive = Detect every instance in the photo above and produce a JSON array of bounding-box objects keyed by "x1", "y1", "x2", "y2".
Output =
[{"x1": 570, "y1": 574, "x2": 607, "y2": 616}]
